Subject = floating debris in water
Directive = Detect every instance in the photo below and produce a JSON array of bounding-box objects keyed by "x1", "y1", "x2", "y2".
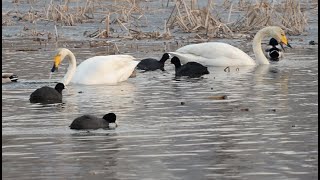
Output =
[
  {"x1": 224, "y1": 66, "x2": 230, "y2": 72},
  {"x1": 16, "y1": 48, "x2": 38, "y2": 51},
  {"x1": 207, "y1": 95, "x2": 228, "y2": 100},
  {"x1": 309, "y1": 40, "x2": 316, "y2": 45},
  {"x1": 268, "y1": 109, "x2": 276, "y2": 112},
  {"x1": 180, "y1": 102, "x2": 185, "y2": 105},
  {"x1": 78, "y1": 91, "x2": 83, "y2": 93},
  {"x1": 240, "y1": 108, "x2": 249, "y2": 111}
]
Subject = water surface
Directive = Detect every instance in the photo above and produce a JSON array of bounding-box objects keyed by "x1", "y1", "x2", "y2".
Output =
[{"x1": 2, "y1": 42, "x2": 318, "y2": 180}]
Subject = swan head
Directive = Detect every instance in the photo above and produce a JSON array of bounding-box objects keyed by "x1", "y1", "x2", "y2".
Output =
[
  {"x1": 268, "y1": 26, "x2": 292, "y2": 50},
  {"x1": 51, "y1": 48, "x2": 69, "y2": 72},
  {"x1": 103, "y1": 113, "x2": 117, "y2": 127}
]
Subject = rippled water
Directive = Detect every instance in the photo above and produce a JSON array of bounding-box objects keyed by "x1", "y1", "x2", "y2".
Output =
[{"x1": 2, "y1": 42, "x2": 318, "y2": 180}]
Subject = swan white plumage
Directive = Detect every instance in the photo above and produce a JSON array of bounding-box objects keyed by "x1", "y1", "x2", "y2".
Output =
[
  {"x1": 167, "y1": 26, "x2": 291, "y2": 66},
  {"x1": 51, "y1": 48, "x2": 139, "y2": 85}
]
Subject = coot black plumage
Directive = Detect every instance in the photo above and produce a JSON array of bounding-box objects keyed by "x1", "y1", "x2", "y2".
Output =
[
  {"x1": 29, "y1": 83, "x2": 65, "y2": 104},
  {"x1": 69, "y1": 113, "x2": 117, "y2": 130},
  {"x1": 171, "y1": 56, "x2": 209, "y2": 78},
  {"x1": 266, "y1": 38, "x2": 283, "y2": 61},
  {"x1": 137, "y1": 53, "x2": 170, "y2": 71}
]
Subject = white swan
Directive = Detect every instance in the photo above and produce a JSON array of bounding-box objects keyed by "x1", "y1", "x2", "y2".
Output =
[
  {"x1": 51, "y1": 48, "x2": 139, "y2": 85},
  {"x1": 167, "y1": 26, "x2": 291, "y2": 66}
]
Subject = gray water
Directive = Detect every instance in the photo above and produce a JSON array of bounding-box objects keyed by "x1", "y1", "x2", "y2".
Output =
[{"x1": 2, "y1": 43, "x2": 318, "y2": 180}]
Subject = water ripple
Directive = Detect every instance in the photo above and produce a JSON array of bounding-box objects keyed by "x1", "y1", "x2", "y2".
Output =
[{"x1": 2, "y1": 43, "x2": 318, "y2": 180}]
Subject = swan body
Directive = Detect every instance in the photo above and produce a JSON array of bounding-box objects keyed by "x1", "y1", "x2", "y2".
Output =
[
  {"x1": 167, "y1": 26, "x2": 291, "y2": 66},
  {"x1": 51, "y1": 48, "x2": 139, "y2": 85},
  {"x1": 69, "y1": 113, "x2": 117, "y2": 130},
  {"x1": 169, "y1": 42, "x2": 256, "y2": 66},
  {"x1": 2, "y1": 73, "x2": 18, "y2": 83},
  {"x1": 29, "y1": 83, "x2": 65, "y2": 104},
  {"x1": 171, "y1": 56, "x2": 209, "y2": 78}
]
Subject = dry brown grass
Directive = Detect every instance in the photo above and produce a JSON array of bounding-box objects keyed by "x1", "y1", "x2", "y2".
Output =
[
  {"x1": 167, "y1": 0, "x2": 233, "y2": 38},
  {"x1": 2, "y1": 13, "x2": 15, "y2": 26},
  {"x1": 167, "y1": 0, "x2": 311, "y2": 37},
  {"x1": 83, "y1": 0, "x2": 172, "y2": 40},
  {"x1": 5, "y1": 0, "x2": 164, "y2": 40},
  {"x1": 3, "y1": 0, "x2": 315, "y2": 39},
  {"x1": 231, "y1": 0, "x2": 309, "y2": 35},
  {"x1": 278, "y1": 0, "x2": 309, "y2": 35},
  {"x1": 45, "y1": 0, "x2": 97, "y2": 26}
]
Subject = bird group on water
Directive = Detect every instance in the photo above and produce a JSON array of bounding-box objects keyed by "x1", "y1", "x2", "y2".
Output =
[{"x1": 4, "y1": 26, "x2": 292, "y2": 130}]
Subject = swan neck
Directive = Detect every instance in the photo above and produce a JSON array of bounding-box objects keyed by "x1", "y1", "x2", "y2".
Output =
[
  {"x1": 62, "y1": 50, "x2": 77, "y2": 85},
  {"x1": 253, "y1": 28, "x2": 270, "y2": 65}
]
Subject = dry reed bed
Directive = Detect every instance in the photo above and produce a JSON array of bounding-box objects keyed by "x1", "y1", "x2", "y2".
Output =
[
  {"x1": 3, "y1": 0, "x2": 155, "y2": 38},
  {"x1": 231, "y1": 0, "x2": 309, "y2": 35},
  {"x1": 167, "y1": 0, "x2": 311, "y2": 38},
  {"x1": 84, "y1": 0, "x2": 171, "y2": 40},
  {"x1": 2, "y1": 0, "x2": 316, "y2": 40},
  {"x1": 166, "y1": 0, "x2": 233, "y2": 38}
]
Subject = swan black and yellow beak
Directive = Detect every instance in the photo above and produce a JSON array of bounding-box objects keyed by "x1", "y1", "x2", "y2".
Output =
[
  {"x1": 279, "y1": 35, "x2": 292, "y2": 52},
  {"x1": 51, "y1": 54, "x2": 61, "y2": 72}
]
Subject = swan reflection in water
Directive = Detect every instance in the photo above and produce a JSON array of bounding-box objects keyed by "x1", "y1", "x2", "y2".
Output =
[{"x1": 61, "y1": 81, "x2": 138, "y2": 115}]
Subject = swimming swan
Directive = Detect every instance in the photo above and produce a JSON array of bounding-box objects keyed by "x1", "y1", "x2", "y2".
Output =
[
  {"x1": 167, "y1": 26, "x2": 291, "y2": 66},
  {"x1": 2, "y1": 73, "x2": 18, "y2": 83},
  {"x1": 69, "y1": 113, "x2": 117, "y2": 130},
  {"x1": 51, "y1": 48, "x2": 139, "y2": 85}
]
